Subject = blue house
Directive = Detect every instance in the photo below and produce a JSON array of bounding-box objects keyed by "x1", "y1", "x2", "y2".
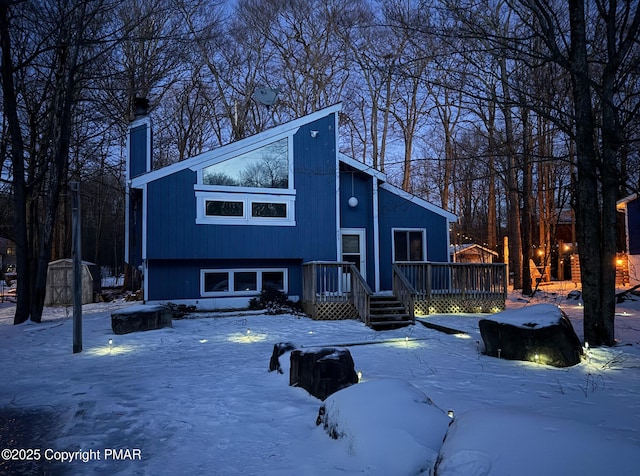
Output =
[{"x1": 126, "y1": 103, "x2": 506, "y2": 327}]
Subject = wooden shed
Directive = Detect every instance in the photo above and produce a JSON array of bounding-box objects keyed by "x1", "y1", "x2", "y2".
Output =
[
  {"x1": 44, "y1": 259, "x2": 101, "y2": 306},
  {"x1": 451, "y1": 244, "x2": 498, "y2": 264}
]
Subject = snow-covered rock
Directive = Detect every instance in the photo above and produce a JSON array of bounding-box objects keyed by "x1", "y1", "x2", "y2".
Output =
[{"x1": 317, "y1": 378, "x2": 451, "y2": 475}]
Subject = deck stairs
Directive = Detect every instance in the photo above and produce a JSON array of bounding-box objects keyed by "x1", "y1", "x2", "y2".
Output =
[{"x1": 368, "y1": 294, "x2": 413, "y2": 329}]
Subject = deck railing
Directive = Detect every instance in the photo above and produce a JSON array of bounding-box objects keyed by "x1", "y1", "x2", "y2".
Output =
[
  {"x1": 396, "y1": 262, "x2": 507, "y2": 314},
  {"x1": 392, "y1": 264, "x2": 417, "y2": 323},
  {"x1": 302, "y1": 261, "x2": 372, "y2": 321}
]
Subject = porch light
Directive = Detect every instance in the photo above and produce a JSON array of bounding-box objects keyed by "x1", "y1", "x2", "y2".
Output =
[{"x1": 348, "y1": 196, "x2": 358, "y2": 207}]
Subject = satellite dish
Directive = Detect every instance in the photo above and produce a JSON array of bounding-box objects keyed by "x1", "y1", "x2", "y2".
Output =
[{"x1": 252, "y1": 87, "x2": 280, "y2": 107}]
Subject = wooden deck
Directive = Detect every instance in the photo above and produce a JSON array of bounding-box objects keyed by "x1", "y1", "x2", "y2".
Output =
[{"x1": 302, "y1": 261, "x2": 507, "y2": 327}]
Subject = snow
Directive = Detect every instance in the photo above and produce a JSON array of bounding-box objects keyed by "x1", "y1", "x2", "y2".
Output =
[
  {"x1": 1, "y1": 282, "x2": 639, "y2": 475},
  {"x1": 485, "y1": 302, "x2": 564, "y2": 328}
]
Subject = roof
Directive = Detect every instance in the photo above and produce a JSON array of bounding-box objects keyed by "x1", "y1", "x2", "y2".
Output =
[
  {"x1": 451, "y1": 243, "x2": 498, "y2": 256},
  {"x1": 131, "y1": 103, "x2": 342, "y2": 188},
  {"x1": 617, "y1": 193, "x2": 638, "y2": 211}
]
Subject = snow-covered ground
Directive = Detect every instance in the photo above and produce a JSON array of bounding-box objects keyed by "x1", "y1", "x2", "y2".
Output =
[{"x1": 1, "y1": 281, "x2": 639, "y2": 475}]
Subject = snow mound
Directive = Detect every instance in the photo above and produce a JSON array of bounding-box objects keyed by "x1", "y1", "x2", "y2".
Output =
[
  {"x1": 318, "y1": 378, "x2": 451, "y2": 475},
  {"x1": 435, "y1": 408, "x2": 640, "y2": 476}
]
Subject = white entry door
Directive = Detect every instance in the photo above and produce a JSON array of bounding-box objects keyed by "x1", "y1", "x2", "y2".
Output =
[{"x1": 340, "y1": 229, "x2": 366, "y2": 292}]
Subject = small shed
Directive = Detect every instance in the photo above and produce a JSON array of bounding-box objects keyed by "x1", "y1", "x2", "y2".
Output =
[
  {"x1": 44, "y1": 259, "x2": 101, "y2": 306},
  {"x1": 451, "y1": 244, "x2": 499, "y2": 264}
]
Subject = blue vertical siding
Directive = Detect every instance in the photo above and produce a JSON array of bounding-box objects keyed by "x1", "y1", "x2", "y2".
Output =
[
  {"x1": 129, "y1": 124, "x2": 148, "y2": 179},
  {"x1": 628, "y1": 198, "x2": 640, "y2": 255},
  {"x1": 143, "y1": 114, "x2": 338, "y2": 300},
  {"x1": 377, "y1": 187, "x2": 450, "y2": 289},
  {"x1": 340, "y1": 169, "x2": 375, "y2": 285}
]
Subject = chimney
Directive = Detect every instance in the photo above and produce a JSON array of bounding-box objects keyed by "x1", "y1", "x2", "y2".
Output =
[{"x1": 127, "y1": 97, "x2": 152, "y2": 180}]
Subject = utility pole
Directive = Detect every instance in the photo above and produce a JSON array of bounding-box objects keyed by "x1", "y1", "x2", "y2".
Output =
[{"x1": 71, "y1": 181, "x2": 82, "y2": 353}]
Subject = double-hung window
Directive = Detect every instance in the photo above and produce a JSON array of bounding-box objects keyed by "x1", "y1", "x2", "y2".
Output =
[{"x1": 393, "y1": 229, "x2": 426, "y2": 262}]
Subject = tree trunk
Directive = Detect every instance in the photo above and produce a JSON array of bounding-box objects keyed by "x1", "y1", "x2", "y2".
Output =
[
  {"x1": 569, "y1": 0, "x2": 612, "y2": 345},
  {"x1": 0, "y1": 2, "x2": 31, "y2": 324}
]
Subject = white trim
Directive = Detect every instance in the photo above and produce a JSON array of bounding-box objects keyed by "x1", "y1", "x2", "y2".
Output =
[
  {"x1": 372, "y1": 178, "x2": 381, "y2": 292},
  {"x1": 340, "y1": 228, "x2": 367, "y2": 279},
  {"x1": 380, "y1": 182, "x2": 457, "y2": 222},
  {"x1": 195, "y1": 191, "x2": 296, "y2": 226},
  {"x1": 392, "y1": 228, "x2": 427, "y2": 263},
  {"x1": 124, "y1": 186, "x2": 130, "y2": 264},
  {"x1": 142, "y1": 183, "x2": 148, "y2": 259},
  {"x1": 200, "y1": 268, "x2": 288, "y2": 297},
  {"x1": 143, "y1": 259, "x2": 148, "y2": 302},
  {"x1": 131, "y1": 104, "x2": 342, "y2": 188},
  {"x1": 335, "y1": 111, "x2": 342, "y2": 262},
  {"x1": 339, "y1": 153, "x2": 386, "y2": 181}
]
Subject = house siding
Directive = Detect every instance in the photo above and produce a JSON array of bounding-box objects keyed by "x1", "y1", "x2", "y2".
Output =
[
  {"x1": 377, "y1": 187, "x2": 450, "y2": 290},
  {"x1": 129, "y1": 123, "x2": 149, "y2": 179},
  {"x1": 628, "y1": 198, "x2": 640, "y2": 255},
  {"x1": 143, "y1": 114, "x2": 338, "y2": 300},
  {"x1": 340, "y1": 169, "x2": 375, "y2": 285}
]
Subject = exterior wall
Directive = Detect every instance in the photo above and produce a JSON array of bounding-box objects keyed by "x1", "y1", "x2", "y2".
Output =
[
  {"x1": 128, "y1": 121, "x2": 150, "y2": 179},
  {"x1": 143, "y1": 114, "x2": 338, "y2": 301},
  {"x1": 627, "y1": 198, "x2": 640, "y2": 255},
  {"x1": 339, "y1": 169, "x2": 375, "y2": 286},
  {"x1": 377, "y1": 187, "x2": 450, "y2": 290}
]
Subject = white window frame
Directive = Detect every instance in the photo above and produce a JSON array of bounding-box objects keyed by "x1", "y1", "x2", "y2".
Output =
[
  {"x1": 200, "y1": 268, "x2": 289, "y2": 297},
  {"x1": 392, "y1": 228, "x2": 427, "y2": 263},
  {"x1": 194, "y1": 135, "x2": 296, "y2": 226},
  {"x1": 196, "y1": 191, "x2": 296, "y2": 226}
]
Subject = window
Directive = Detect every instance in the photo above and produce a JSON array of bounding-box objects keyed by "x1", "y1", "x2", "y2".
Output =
[
  {"x1": 195, "y1": 136, "x2": 296, "y2": 227},
  {"x1": 202, "y1": 138, "x2": 289, "y2": 189},
  {"x1": 201, "y1": 269, "x2": 287, "y2": 296},
  {"x1": 196, "y1": 192, "x2": 295, "y2": 226},
  {"x1": 393, "y1": 229, "x2": 425, "y2": 262},
  {"x1": 205, "y1": 200, "x2": 243, "y2": 217}
]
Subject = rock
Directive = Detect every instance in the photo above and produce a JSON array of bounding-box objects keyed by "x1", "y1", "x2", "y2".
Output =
[
  {"x1": 479, "y1": 304, "x2": 582, "y2": 367},
  {"x1": 290, "y1": 348, "x2": 358, "y2": 400},
  {"x1": 317, "y1": 379, "x2": 451, "y2": 475},
  {"x1": 111, "y1": 305, "x2": 173, "y2": 335},
  {"x1": 269, "y1": 342, "x2": 297, "y2": 373}
]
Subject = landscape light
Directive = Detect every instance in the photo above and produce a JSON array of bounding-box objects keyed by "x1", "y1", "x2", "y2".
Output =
[
  {"x1": 534, "y1": 354, "x2": 540, "y2": 363},
  {"x1": 447, "y1": 410, "x2": 455, "y2": 419},
  {"x1": 357, "y1": 370, "x2": 363, "y2": 382}
]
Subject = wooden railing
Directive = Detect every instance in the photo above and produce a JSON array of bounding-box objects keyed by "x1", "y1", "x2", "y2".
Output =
[
  {"x1": 392, "y1": 264, "x2": 416, "y2": 323},
  {"x1": 396, "y1": 262, "x2": 507, "y2": 302},
  {"x1": 302, "y1": 261, "x2": 372, "y2": 322}
]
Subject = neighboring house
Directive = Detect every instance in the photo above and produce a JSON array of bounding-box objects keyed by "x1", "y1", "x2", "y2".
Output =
[
  {"x1": 617, "y1": 194, "x2": 640, "y2": 285},
  {"x1": 0, "y1": 237, "x2": 17, "y2": 275},
  {"x1": 451, "y1": 243, "x2": 498, "y2": 263},
  {"x1": 126, "y1": 102, "x2": 506, "y2": 326}
]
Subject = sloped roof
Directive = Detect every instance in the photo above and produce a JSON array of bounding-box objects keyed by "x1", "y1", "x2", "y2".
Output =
[
  {"x1": 131, "y1": 103, "x2": 342, "y2": 188},
  {"x1": 451, "y1": 243, "x2": 498, "y2": 256}
]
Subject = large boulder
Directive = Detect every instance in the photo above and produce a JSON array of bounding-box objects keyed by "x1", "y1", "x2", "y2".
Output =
[
  {"x1": 111, "y1": 304, "x2": 173, "y2": 335},
  {"x1": 317, "y1": 379, "x2": 452, "y2": 475},
  {"x1": 479, "y1": 304, "x2": 582, "y2": 367},
  {"x1": 289, "y1": 348, "x2": 358, "y2": 400}
]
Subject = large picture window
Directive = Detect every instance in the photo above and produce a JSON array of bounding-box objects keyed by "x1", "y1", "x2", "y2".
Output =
[
  {"x1": 202, "y1": 138, "x2": 289, "y2": 189},
  {"x1": 201, "y1": 269, "x2": 288, "y2": 296},
  {"x1": 393, "y1": 229, "x2": 426, "y2": 262}
]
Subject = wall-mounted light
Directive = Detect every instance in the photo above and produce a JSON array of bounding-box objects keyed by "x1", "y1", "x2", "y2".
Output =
[
  {"x1": 348, "y1": 196, "x2": 359, "y2": 207},
  {"x1": 310, "y1": 130, "x2": 319, "y2": 138}
]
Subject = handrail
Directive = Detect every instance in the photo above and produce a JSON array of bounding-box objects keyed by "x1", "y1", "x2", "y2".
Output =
[
  {"x1": 348, "y1": 263, "x2": 373, "y2": 325},
  {"x1": 392, "y1": 264, "x2": 417, "y2": 323}
]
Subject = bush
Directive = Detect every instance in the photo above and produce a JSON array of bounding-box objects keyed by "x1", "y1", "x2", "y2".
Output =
[{"x1": 248, "y1": 287, "x2": 301, "y2": 314}]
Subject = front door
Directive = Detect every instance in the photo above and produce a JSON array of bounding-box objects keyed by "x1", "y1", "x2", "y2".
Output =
[{"x1": 340, "y1": 229, "x2": 366, "y2": 291}]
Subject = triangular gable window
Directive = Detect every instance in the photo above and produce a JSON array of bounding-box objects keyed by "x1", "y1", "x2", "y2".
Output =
[{"x1": 202, "y1": 138, "x2": 289, "y2": 189}]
